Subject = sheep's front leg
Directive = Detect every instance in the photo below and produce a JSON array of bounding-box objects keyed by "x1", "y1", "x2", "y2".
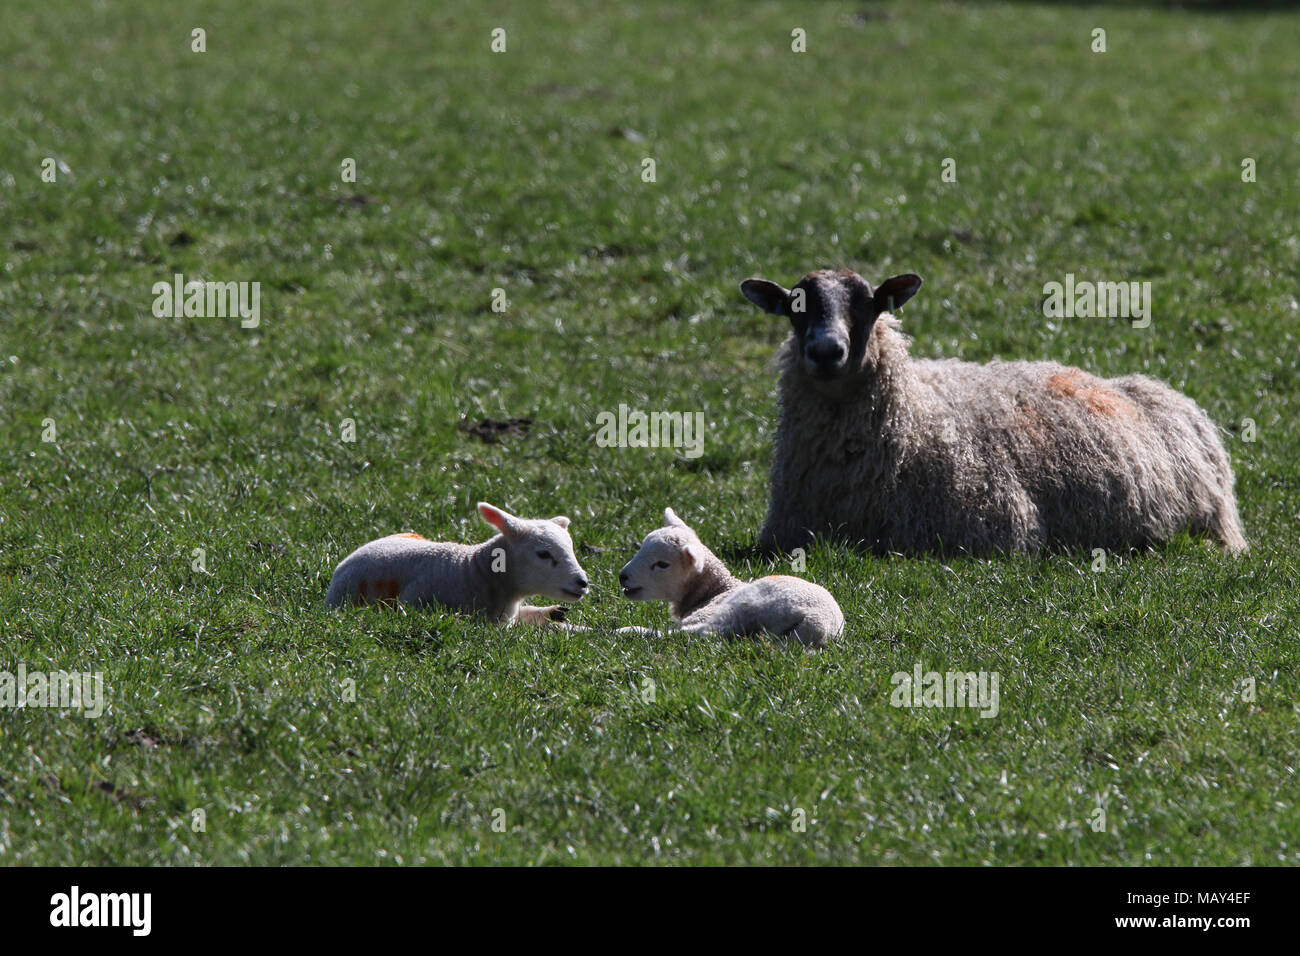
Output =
[{"x1": 516, "y1": 604, "x2": 569, "y2": 625}]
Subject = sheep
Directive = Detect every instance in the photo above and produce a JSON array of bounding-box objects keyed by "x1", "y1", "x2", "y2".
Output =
[
  {"x1": 740, "y1": 268, "x2": 1247, "y2": 557},
  {"x1": 618, "y1": 508, "x2": 844, "y2": 648},
  {"x1": 325, "y1": 502, "x2": 589, "y2": 625}
]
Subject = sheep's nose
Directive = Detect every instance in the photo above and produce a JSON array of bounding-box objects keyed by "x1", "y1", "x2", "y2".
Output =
[
  {"x1": 575, "y1": 576, "x2": 589, "y2": 590},
  {"x1": 806, "y1": 341, "x2": 846, "y2": 366},
  {"x1": 619, "y1": 571, "x2": 629, "y2": 585}
]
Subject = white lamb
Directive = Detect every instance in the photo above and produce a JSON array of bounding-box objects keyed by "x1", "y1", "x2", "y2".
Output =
[
  {"x1": 618, "y1": 508, "x2": 845, "y2": 648},
  {"x1": 325, "y1": 502, "x2": 589, "y2": 625}
]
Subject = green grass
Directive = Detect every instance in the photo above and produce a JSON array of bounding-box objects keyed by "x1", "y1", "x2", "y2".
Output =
[{"x1": 1, "y1": 0, "x2": 1297, "y2": 865}]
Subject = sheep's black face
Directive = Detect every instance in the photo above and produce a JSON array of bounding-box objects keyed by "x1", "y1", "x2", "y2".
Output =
[
  {"x1": 741, "y1": 269, "x2": 923, "y2": 382},
  {"x1": 790, "y1": 270, "x2": 868, "y2": 380}
]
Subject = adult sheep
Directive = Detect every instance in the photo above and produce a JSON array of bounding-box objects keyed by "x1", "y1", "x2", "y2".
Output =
[{"x1": 740, "y1": 268, "x2": 1247, "y2": 557}]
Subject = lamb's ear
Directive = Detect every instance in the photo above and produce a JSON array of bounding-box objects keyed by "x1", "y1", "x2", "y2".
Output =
[
  {"x1": 550, "y1": 515, "x2": 571, "y2": 529},
  {"x1": 741, "y1": 278, "x2": 791, "y2": 316},
  {"x1": 874, "y1": 274, "x2": 922, "y2": 314},
  {"x1": 478, "y1": 502, "x2": 520, "y2": 539},
  {"x1": 681, "y1": 542, "x2": 706, "y2": 574},
  {"x1": 663, "y1": 507, "x2": 688, "y2": 529}
]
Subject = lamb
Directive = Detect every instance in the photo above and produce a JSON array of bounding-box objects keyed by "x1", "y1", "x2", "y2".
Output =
[
  {"x1": 325, "y1": 502, "x2": 589, "y2": 625},
  {"x1": 740, "y1": 268, "x2": 1247, "y2": 557},
  {"x1": 618, "y1": 508, "x2": 844, "y2": 648}
]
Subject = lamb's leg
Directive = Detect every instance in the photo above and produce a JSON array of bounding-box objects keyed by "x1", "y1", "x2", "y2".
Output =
[
  {"x1": 686, "y1": 604, "x2": 819, "y2": 647},
  {"x1": 543, "y1": 623, "x2": 661, "y2": 635},
  {"x1": 515, "y1": 604, "x2": 569, "y2": 626},
  {"x1": 785, "y1": 618, "x2": 829, "y2": 650},
  {"x1": 680, "y1": 606, "x2": 770, "y2": 640},
  {"x1": 616, "y1": 625, "x2": 664, "y2": 637}
]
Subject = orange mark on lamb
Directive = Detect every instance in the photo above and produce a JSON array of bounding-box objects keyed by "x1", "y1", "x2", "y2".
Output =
[
  {"x1": 355, "y1": 578, "x2": 401, "y2": 605},
  {"x1": 1046, "y1": 370, "x2": 1135, "y2": 418},
  {"x1": 396, "y1": 533, "x2": 425, "y2": 540}
]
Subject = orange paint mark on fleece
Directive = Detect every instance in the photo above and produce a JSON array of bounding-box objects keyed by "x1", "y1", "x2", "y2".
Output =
[{"x1": 1046, "y1": 370, "x2": 1136, "y2": 418}]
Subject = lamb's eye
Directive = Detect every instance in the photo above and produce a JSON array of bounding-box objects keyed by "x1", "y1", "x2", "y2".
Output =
[
  {"x1": 652, "y1": 561, "x2": 669, "y2": 570},
  {"x1": 536, "y1": 550, "x2": 552, "y2": 561}
]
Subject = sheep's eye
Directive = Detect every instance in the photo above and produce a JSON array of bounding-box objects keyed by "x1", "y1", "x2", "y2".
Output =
[
  {"x1": 652, "y1": 561, "x2": 669, "y2": 570},
  {"x1": 536, "y1": 550, "x2": 553, "y2": 561}
]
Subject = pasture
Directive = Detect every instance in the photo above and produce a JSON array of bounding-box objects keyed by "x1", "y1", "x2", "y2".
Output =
[{"x1": 1, "y1": 0, "x2": 1297, "y2": 864}]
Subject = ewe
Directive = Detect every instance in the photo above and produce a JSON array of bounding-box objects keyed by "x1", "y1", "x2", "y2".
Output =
[
  {"x1": 741, "y1": 268, "x2": 1247, "y2": 556},
  {"x1": 326, "y1": 502, "x2": 589, "y2": 624},
  {"x1": 619, "y1": 508, "x2": 844, "y2": 648}
]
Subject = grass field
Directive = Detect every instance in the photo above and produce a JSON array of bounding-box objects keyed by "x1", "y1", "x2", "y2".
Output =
[{"x1": 1, "y1": 0, "x2": 1298, "y2": 865}]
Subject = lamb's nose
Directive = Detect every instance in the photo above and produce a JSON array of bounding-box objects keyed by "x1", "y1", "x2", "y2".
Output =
[
  {"x1": 575, "y1": 576, "x2": 589, "y2": 590},
  {"x1": 619, "y1": 571, "x2": 629, "y2": 585}
]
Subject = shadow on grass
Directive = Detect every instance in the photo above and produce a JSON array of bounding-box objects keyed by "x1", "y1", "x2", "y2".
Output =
[
  {"x1": 713, "y1": 530, "x2": 1224, "y2": 570},
  {"x1": 367, "y1": 626, "x2": 446, "y2": 655}
]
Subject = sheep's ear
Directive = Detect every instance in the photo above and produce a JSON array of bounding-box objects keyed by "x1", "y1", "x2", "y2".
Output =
[
  {"x1": 663, "y1": 507, "x2": 687, "y2": 528},
  {"x1": 681, "y1": 542, "x2": 706, "y2": 574},
  {"x1": 478, "y1": 502, "x2": 520, "y2": 538},
  {"x1": 741, "y1": 278, "x2": 791, "y2": 316},
  {"x1": 874, "y1": 274, "x2": 922, "y2": 314},
  {"x1": 550, "y1": 515, "x2": 571, "y2": 529}
]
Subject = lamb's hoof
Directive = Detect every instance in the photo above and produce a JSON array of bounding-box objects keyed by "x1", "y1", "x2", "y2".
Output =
[{"x1": 546, "y1": 606, "x2": 568, "y2": 623}]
